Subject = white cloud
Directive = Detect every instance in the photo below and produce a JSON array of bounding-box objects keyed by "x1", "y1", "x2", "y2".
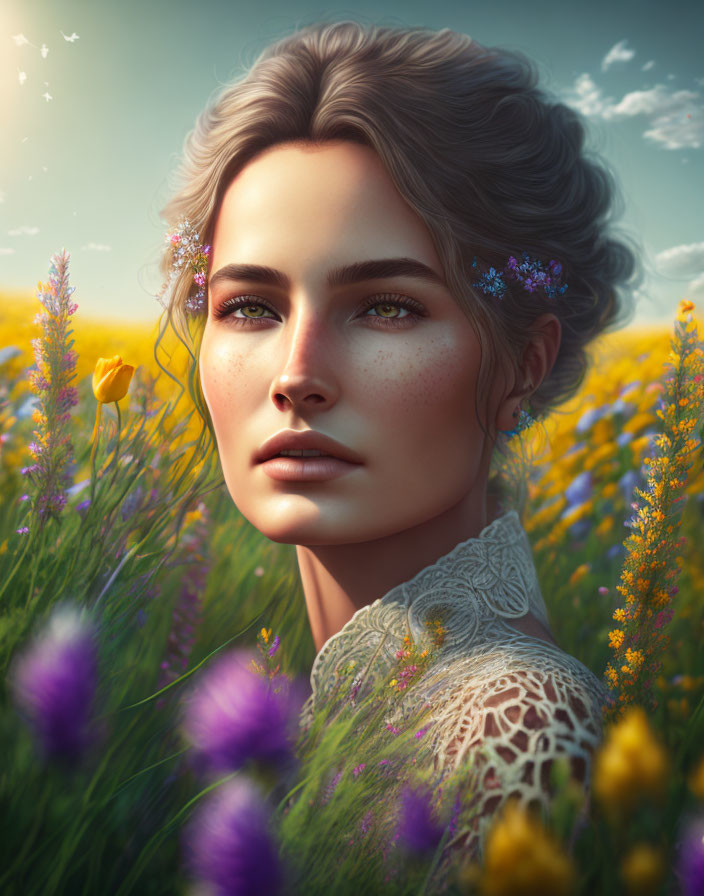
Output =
[
  {"x1": 560, "y1": 77, "x2": 703, "y2": 150},
  {"x1": 601, "y1": 39, "x2": 635, "y2": 72},
  {"x1": 0, "y1": 248, "x2": 16, "y2": 256},
  {"x1": 560, "y1": 73, "x2": 613, "y2": 117},
  {"x1": 642, "y1": 60, "x2": 655, "y2": 72},
  {"x1": 8, "y1": 225, "x2": 39, "y2": 236},
  {"x1": 687, "y1": 271, "x2": 704, "y2": 299},
  {"x1": 654, "y1": 241, "x2": 704, "y2": 277},
  {"x1": 81, "y1": 242, "x2": 112, "y2": 252}
]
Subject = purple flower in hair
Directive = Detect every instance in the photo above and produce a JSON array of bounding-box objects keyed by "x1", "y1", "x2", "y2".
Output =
[
  {"x1": 183, "y1": 776, "x2": 284, "y2": 896},
  {"x1": 180, "y1": 648, "x2": 295, "y2": 777},
  {"x1": 9, "y1": 602, "x2": 100, "y2": 765}
]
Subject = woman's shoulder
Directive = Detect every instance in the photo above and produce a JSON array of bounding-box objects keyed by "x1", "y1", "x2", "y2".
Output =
[
  {"x1": 415, "y1": 642, "x2": 612, "y2": 866},
  {"x1": 418, "y1": 639, "x2": 611, "y2": 776}
]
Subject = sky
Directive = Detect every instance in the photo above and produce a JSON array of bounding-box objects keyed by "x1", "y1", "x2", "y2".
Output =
[{"x1": 1, "y1": 0, "x2": 703, "y2": 328}]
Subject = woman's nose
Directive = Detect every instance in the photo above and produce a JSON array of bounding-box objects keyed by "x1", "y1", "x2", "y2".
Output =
[{"x1": 268, "y1": 308, "x2": 341, "y2": 412}]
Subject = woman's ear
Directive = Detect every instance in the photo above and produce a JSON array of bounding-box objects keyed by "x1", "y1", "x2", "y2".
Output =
[
  {"x1": 516, "y1": 313, "x2": 562, "y2": 405},
  {"x1": 494, "y1": 313, "x2": 561, "y2": 433}
]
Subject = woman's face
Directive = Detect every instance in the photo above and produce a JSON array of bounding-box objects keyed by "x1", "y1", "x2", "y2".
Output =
[{"x1": 200, "y1": 139, "x2": 506, "y2": 546}]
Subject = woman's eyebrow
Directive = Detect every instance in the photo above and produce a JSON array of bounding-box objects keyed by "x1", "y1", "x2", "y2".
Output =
[{"x1": 208, "y1": 257, "x2": 446, "y2": 291}]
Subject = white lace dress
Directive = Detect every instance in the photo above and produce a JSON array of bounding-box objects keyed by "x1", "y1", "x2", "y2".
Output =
[{"x1": 298, "y1": 509, "x2": 612, "y2": 866}]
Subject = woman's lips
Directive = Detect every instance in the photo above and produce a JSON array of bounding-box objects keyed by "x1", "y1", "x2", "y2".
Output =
[{"x1": 259, "y1": 455, "x2": 362, "y2": 481}]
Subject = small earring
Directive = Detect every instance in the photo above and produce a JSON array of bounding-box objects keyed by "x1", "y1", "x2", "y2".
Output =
[{"x1": 505, "y1": 406, "x2": 535, "y2": 439}]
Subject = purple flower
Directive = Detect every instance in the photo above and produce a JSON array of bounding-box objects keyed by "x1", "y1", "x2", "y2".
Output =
[
  {"x1": 180, "y1": 649, "x2": 295, "y2": 776},
  {"x1": 8, "y1": 602, "x2": 99, "y2": 764},
  {"x1": 24, "y1": 251, "x2": 79, "y2": 530},
  {"x1": 183, "y1": 776, "x2": 284, "y2": 896},
  {"x1": 395, "y1": 784, "x2": 445, "y2": 855},
  {"x1": 320, "y1": 769, "x2": 344, "y2": 806},
  {"x1": 675, "y1": 814, "x2": 704, "y2": 896},
  {"x1": 76, "y1": 498, "x2": 91, "y2": 517}
]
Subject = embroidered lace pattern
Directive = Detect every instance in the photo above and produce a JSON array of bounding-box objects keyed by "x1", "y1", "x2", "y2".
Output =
[{"x1": 298, "y1": 510, "x2": 612, "y2": 865}]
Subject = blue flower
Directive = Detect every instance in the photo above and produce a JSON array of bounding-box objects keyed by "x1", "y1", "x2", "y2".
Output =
[
  {"x1": 565, "y1": 471, "x2": 593, "y2": 506},
  {"x1": 618, "y1": 470, "x2": 641, "y2": 504},
  {"x1": 576, "y1": 405, "x2": 606, "y2": 434}
]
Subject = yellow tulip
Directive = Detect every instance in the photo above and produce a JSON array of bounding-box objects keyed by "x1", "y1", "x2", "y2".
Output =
[
  {"x1": 92, "y1": 355, "x2": 135, "y2": 404},
  {"x1": 90, "y1": 355, "x2": 136, "y2": 467}
]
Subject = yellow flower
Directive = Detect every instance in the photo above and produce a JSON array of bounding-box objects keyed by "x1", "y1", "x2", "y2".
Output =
[
  {"x1": 619, "y1": 843, "x2": 666, "y2": 896},
  {"x1": 480, "y1": 798, "x2": 575, "y2": 896},
  {"x1": 90, "y1": 355, "x2": 136, "y2": 466},
  {"x1": 568, "y1": 563, "x2": 590, "y2": 586},
  {"x1": 92, "y1": 355, "x2": 135, "y2": 404},
  {"x1": 609, "y1": 629, "x2": 625, "y2": 649},
  {"x1": 595, "y1": 515, "x2": 614, "y2": 537},
  {"x1": 687, "y1": 754, "x2": 704, "y2": 800},
  {"x1": 593, "y1": 706, "x2": 669, "y2": 817}
]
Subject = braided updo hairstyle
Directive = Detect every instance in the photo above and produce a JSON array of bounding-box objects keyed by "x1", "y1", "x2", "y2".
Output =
[{"x1": 154, "y1": 20, "x2": 643, "y2": 517}]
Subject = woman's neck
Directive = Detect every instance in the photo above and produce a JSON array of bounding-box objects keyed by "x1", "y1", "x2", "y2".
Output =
[{"x1": 296, "y1": 490, "x2": 490, "y2": 655}]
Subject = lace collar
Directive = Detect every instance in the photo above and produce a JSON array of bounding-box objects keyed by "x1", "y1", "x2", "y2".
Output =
[{"x1": 305, "y1": 509, "x2": 551, "y2": 707}]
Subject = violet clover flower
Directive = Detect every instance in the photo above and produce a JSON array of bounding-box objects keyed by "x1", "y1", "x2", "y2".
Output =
[
  {"x1": 8, "y1": 602, "x2": 100, "y2": 765},
  {"x1": 675, "y1": 814, "x2": 704, "y2": 896},
  {"x1": 183, "y1": 776, "x2": 284, "y2": 896},
  {"x1": 180, "y1": 648, "x2": 295, "y2": 777},
  {"x1": 395, "y1": 783, "x2": 446, "y2": 856}
]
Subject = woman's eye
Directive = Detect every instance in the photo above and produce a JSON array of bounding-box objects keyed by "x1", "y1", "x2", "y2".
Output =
[{"x1": 212, "y1": 294, "x2": 425, "y2": 327}]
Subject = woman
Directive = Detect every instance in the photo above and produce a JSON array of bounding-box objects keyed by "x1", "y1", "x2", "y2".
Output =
[{"x1": 155, "y1": 20, "x2": 641, "y2": 863}]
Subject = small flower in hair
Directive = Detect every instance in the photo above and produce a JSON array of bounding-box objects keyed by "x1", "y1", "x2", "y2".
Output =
[
  {"x1": 471, "y1": 258, "x2": 507, "y2": 299},
  {"x1": 156, "y1": 217, "x2": 211, "y2": 314},
  {"x1": 472, "y1": 251, "x2": 568, "y2": 301}
]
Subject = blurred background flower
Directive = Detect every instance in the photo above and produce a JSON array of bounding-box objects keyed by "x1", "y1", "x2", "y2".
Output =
[
  {"x1": 180, "y1": 648, "x2": 299, "y2": 778},
  {"x1": 8, "y1": 601, "x2": 101, "y2": 765},
  {"x1": 182, "y1": 776, "x2": 285, "y2": 896}
]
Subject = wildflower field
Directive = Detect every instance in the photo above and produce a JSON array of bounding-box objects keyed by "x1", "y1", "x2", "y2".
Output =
[{"x1": 1, "y1": 251, "x2": 704, "y2": 896}]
